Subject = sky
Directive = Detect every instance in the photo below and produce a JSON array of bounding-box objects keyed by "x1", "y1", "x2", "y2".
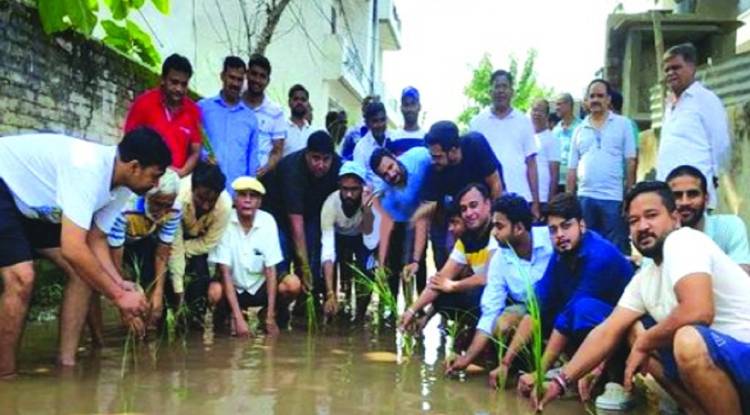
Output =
[{"x1": 382, "y1": 0, "x2": 654, "y2": 126}]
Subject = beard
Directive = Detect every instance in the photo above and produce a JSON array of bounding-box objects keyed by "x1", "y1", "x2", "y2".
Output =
[
  {"x1": 341, "y1": 197, "x2": 360, "y2": 216},
  {"x1": 292, "y1": 106, "x2": 307, "y2": 118},
  {"x1": 678, "y1": 205, "x2": 704, "y2": 228},
  {"x1": 635, "y1": 230, "x2": 669, "y2": 259}
]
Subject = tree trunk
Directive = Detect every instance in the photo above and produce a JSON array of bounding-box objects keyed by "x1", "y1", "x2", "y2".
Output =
[{"x1": 253, "y1": 0, "x2": 293, "y2": 56}]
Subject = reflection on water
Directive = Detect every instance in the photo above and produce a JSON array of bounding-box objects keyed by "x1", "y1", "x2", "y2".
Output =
[{"x1": 3, "y1": 319, "x2": 621, "y2": 414}]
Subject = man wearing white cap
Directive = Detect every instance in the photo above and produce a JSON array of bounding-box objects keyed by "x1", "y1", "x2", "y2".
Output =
[
  {"x1": 320, "y1": 161, "x2": 375, "y2": 320},
  {"x1": 210, "y1": 176, "x2": 301, "y2": 336}
]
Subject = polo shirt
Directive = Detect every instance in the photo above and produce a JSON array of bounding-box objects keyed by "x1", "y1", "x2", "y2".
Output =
[
  {"x1": 535, "y1": 129, "x2": 561, "y2": 203},
  {"x1": 469, "y1": 108, "x2": 538, "y2": 201},
  {"x1": 378, "y1": 147, "x2": 432, "y2": 223},
  {"x1": 534, "y1": 231, "x2": 633, "y2": 326},
  {"x1": 568, "y1": 112, "x2": 636, "y2": 201},
  {"x1": 208, "y1": 209, "x2": 283, "y2": 295},
  {"x1": 704, "y1": 214, "x2": 750, "y2": 265},
  {"x1": 476, "y1": 226, "x2": 554, "y2": 335},
  {"x1": 125, "y1": 88, "x2": 202, "y2": 169},
  {"x1": 552, "y1": 118, "x2": 582, "y2": 186},
  {"x1": 448, "y1": 225, "x2": 498, "y2": 276},
  {"x1": 424, "y1": 132, "x2": 502, "y2": 205},
  {"x1": 107, "y1": 194, "x2": 182, "y2": 248},
  {"x1": 657, "y1": 81, "x2": 731, "y2": 208},
  {"x1": 199, "y1": 94, "x2": 258, "y2": 195},
  {"x1": 284, "y1": 119, "x2": 312, "y2": 157},
  {"x1": 249, "y1": 96, "x2": 287, "y2": 168}
]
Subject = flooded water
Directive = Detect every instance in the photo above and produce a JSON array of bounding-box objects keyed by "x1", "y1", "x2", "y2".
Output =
[{"x1": 2, "y1": 316, "x2": 651, "y2": 414}]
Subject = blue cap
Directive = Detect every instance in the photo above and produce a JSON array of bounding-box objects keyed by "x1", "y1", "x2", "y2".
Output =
[
  {"x1": 338, "y1": 161, "x2": 366, "y2": 182},
  {"x1": 401, "y1": 86, "x2": 420, "y2": 102}
]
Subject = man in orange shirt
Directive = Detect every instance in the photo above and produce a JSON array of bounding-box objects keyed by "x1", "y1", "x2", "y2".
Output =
[{"x1": 125, "y1": 54, "x2": 202, "y2": 177}]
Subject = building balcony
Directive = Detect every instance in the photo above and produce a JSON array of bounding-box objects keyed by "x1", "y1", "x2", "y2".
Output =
[
  {"x1": 322, "y1": 33, "x2": 371, "y2": 101},
  {"x1": 378, "y1": 0, "x2": 402, "y2": 51}
]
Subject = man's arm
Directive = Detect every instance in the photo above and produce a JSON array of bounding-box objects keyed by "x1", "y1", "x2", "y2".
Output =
[
  {"x1": 548, "y1": 161, "x2": 560, "y2": 200},
  {"x1": 288, "y1": 213, "x2": 311, "y2": 284},
  {"x1": 525, "y1": 155, "x2": 540, "y2": 217},
  {"x1": 566, "y1": 169, "x2": 577, "y2": 195},
  {"x1": 407, "y1": 259, "x2": 464, "y2": 313},
  {"x1": 218, "y1": 263, "x2": 249, "y2": 336},
  {"x1": 634, "y1": 274, "x2": 714, "y2": 351},
  {"x1": 485, "y1": 171, "x2": 504, "y2": 200},
  {"x1": 625, "y1": 157, "x2": 636, "y2": 191},
  {"x1": 147, "y1": 243, "x2": 171, "y2": 322},
  {"x1": 183, "y1": 202, "x2": 231, "y2": 256},
  {"x1": 264, "y1": 265, "x2": 279, "y2": 335},
  {"x1": 410, "y1": 201, "x2": 437, "y2": 225},
  {"x1": 376, "y1": 200, "x2": 394, "y2": 268},
  {"x1": 176, "y1": 143, "x2": 202, "y2": 177},
  {"x1": 62, "y1": 217, "x2": 145, "y2": 317},
  {"x1": 258, "y1": 139, "x2": 285, "y2": 177}
]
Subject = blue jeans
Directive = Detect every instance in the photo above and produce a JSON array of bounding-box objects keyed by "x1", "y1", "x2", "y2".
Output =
[{"x1": 578, "y1": 196, "x2": 630, "y2": 254}]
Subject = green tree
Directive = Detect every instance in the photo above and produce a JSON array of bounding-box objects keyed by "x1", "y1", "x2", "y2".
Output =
[
  {"x1": 36, "y1": 0, "x2": 169, "y2": 68},
  {"x1": 458, "y1": 49, "x2": 553, "y2": 129}
]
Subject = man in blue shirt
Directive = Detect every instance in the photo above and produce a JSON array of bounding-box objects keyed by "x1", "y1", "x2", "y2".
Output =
[
  {"x1": 499, "y1": 193, "x2": 633, "y2": 389},
  {"x1": 370, "y1": 146, "x2": 431, "y2": 298},
  {"x1": 199, "y1": 56, "x2": 258, "y2": 196}
]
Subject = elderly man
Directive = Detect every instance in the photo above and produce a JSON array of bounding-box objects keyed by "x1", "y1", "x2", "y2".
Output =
[
  {"x1": 534, "y1": 181, "x2": 750, "y2": 414},
  {"x1": 210, "y1": 177, "x2": 302, "y2": 336},
  {"x1": 108, "y1": 169, "x2": 182, "y2": 328},
  {"x1": 552, "y1": 93, "x2": 580, "y2": 193},
  {"x1": 657, "y1": 43, "x2": 731, "y2": 209}
]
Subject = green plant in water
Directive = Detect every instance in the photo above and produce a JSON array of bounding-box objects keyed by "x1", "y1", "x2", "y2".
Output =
[
  {"x1": 349, "y1": 264, "x2": 397, "y2": 326},
  {"x1": 504, "y1": 243, "x2": 545, "y2": 404},
  {"x1": 397, "y1": 269, "x2": 417, "y2": 361}
]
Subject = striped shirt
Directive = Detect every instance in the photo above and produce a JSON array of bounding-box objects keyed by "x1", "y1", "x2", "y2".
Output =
[
  {"x1": 107, "y1": 195, "x2": 182, "y2": 247},
  {"x1": 448, "y1": 226, "x2": 498, "y2": 275}
]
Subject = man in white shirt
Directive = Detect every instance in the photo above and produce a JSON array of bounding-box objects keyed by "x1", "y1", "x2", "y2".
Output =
[
  {"x1": 657, "y1": 43, "x2": 731, "y2": 209},
  {"x1": 666, "y1": 165, "x2": 750, "y2": 273},
  {"x1": 445, "y1": 193, "x2": 554, "y2": 375},
  {"x1": 284, "y1": 84, "x2": 312, "y2": 157},
  {"x1": 469, "y1": 69, "x2": 540, "y2": 218},
  {"x1": 320, "y1": 162, "x2": 374, "y2": 320},
  {"x1": 210, "y1": 177, "x2": 302, "y2": 336},
  {"x1": 568, "y1": 79, "x2": 636, "y2": 253},
  {"x1": 242, "y1": 54, "x2": 287, "y2": 178},
  {"x1": 533, "y1": 181, "x2": 750, "y2": 414},
  {"x1": 530, "y1": 99, "x2": 561, "y2": 207},
  {"x1": 0, "y1": 128, "x2": 171, "y2": 377}
]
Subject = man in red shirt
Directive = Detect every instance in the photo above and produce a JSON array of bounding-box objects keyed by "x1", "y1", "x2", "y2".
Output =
[{"x1": 125, "y1": 54, "x2": 202, "y2": 177}]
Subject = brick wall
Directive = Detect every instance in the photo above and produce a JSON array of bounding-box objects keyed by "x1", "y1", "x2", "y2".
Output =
[{"x1": 0, "y1": 0, "x2": 160, "y2": 144}]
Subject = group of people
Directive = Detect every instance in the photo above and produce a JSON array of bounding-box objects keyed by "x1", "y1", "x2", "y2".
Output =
[{"x1": 1, "y1": 40, "x2": 748, "y2": 414}]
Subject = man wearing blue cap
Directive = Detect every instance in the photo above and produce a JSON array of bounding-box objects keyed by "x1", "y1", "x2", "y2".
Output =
[
  {"x1": 389, "y1": 87, "x2": 426, "y2": 156},
  {"x1": 320, "y1": 162, "x2": 375, "y2": 320}
]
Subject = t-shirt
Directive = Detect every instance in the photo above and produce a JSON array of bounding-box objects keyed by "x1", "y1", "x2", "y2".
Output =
[
  {"x1": 568, "y1": 112, "x2": 636, "y2": 201},
  {"x1": 552, "y1": 118, "x2": 582, "y2": 186},
  {"x1": 320, "y1": 190, "x2": 366, "y2": 263},
  {"x1": 262, "y1": 149, "x2": 342, "y2": 225},
  {"x1": 469, "y1": 108, "x2": 538, "y2": 201},
  {"x1": 125, "y1": 88, "x2": 202, "y2": 169},
  {"x1": 388, "y1": 128, "x2": 425, "y2": 156},
  {"x1": 425, "y1": 132, "x2": 502, "y2": 205},
  {"x1": 449, "y1": 225, "x2": 498, "y2": 276},
  {"x1": 618, "y1": 228, "x2": 750, "y2": 342},
  {"x1": 209, "y1": 209, "x2": 283, "y2": 295},
  {"x1": 535, "y1": 129, "x2": 561, "y2": 203},
  {"x1": 0, "y1": 134, "x2": 132, "y2": 231},
  {"x1": 107, "y1": 194, "x2": 182, "y2": 248},
  {"x1": 378, "y1": 147, "x2": 432, "y2": 223},
  {"x1": 704, "y1": 214, "x2": 750, "y2": 265}
]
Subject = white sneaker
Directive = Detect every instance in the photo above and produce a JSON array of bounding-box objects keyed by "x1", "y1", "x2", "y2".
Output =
[{"x1": 595, "y1": 382, "x2": 635, "y2": 411}]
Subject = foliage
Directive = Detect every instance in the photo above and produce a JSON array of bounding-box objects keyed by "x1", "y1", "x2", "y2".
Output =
[
  {"x1": 36, "y1": 0, "x2": 168, "y2": 68},
  {"x1": 457, "y1": 49, "x2": 554, "y2": 129}
]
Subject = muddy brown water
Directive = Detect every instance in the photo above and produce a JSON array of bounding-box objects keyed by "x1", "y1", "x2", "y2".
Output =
[{"x1": 2, "y1": 316, "x2": 652, "y2": 414}]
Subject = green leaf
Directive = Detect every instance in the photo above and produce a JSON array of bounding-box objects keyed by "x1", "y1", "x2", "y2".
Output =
[
  {"x1": 63, "y1": 0, "x2": 99, "y2": 35},
  {"x1": 104, "y1": 0, "x2": 128, "y2": 20},
  {"x1": 151, "y1": 0, "x2": 169, "y2": 14},
  {"x1": 126, "y1": 19, "x2": 162, "y2": 67},
  {"x1": 37, "y1": 0, "x2": 71, "y2": 34}
]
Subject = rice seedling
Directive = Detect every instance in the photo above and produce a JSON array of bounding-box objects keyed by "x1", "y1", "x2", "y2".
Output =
[
  {"x1": 297, "y1": 261, "x2": 318, "y2": 332},
  {"x1": 487, "y1": 333, "x2": 510, "y2": 390},
  {"x1": 503, "y1": 243, "x2": 545, "y2": 404},
  {"x1": 348, "y1": 264, "x2": 397, "y2": 325},
  {"x1": 397, "y1": 268, "x2": 417, "y2": 361}
]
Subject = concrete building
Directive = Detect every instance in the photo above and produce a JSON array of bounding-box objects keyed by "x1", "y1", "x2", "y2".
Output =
[{"x1": 131, "y1": 0, "x2": 402, "y2": 128}]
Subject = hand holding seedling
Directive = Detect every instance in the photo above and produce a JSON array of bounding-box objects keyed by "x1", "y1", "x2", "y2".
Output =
[
  {"x1": 233, "y1": 314, "x2": 251, "y2": 337},
  {"x1": 578, "y1": 363, "x2": 604, "y2": 401},
  {"x1": 323, "y1": 294, "x2": 338, "y2": 317},
  {"x1": 114, "y1": 290, "x2": 148, "y2": 322},
  {"x1": 401, "y1": 263, "x2": 418, "y2": 283},
  {"x1": 623, "y1": 339, "x2": 650, "y2": 391},
  {"x1": 444, "y1": 354, "x2": 470, "y2": 376},
  {"x1": 488, "y1": 362, "x2": 509, "y2": 389},
  {"x1": 398, "y1": 308, "x2": 417, "y2": 332},
  {"x1": 532, "y1": 378, "x2": 564, "y2": 412}
]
